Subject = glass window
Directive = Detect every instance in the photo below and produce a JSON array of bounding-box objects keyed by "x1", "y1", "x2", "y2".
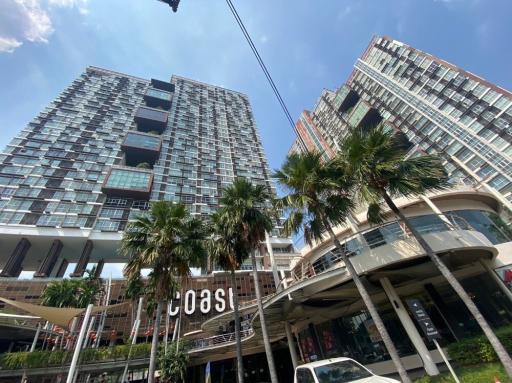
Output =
[
  {"x1": 448, "y1": 210, "x2": 512, "y2": 244},
  {"x1": 124, "y1": 132, "x2": 161, "y2": 150},
  {"x1": 314, "y1": 360, "x2": 372, "y2": 383},
  {"x1": 104, "y1": 169, "x2": 152, "y2": 190},
  {"x1": 296, "y1": 369, "x2": 315, "y2": 383},
  {"x1": 146, "y1": 88, "x2": 172, "y2": 101},
  {"x1": 408, "y1": 215, "x2": 449, "y2": 235}
]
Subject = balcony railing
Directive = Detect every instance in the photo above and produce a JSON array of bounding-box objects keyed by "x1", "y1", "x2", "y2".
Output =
[
  {"x1": 189, "y1": 328, "x2": 254, "y2": 352},
  {"x1": 291, "y1": 213, "x2": 475, "y2": 282}
]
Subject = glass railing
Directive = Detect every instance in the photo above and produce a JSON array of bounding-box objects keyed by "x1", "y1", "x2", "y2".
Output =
[
  {"x1": 123, "y1": 132, "x2": 161, "y2": 151},
  {"x1": 291, "y1": 213, "x2": 474, "y2": 282},
  {"x1": 145, "y1": 88, "x2": 172, "y2": 101}
]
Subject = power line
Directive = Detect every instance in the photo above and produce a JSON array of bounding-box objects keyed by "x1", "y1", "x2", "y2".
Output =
[{"x1": 225, "y1": 0, "x2": 306, "y2": 149}]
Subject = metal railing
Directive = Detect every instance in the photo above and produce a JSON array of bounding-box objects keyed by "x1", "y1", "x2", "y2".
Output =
[
  {"x1": 291, "y1": 213, "x2": 474, "y2": 282},
  {"x1": 189, "y1": 328, "x2": 254, "y2": 351}
]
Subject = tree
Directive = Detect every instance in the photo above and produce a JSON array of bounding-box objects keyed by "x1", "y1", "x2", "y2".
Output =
[
  {"x1": 339, "y1": 124, "x2": 512, "y2": 377},
  {"x1": 124, "y1": 273, "x2": 145, "y2": 327},
  {"x1": 208, "y1": 211, "x2": 251, "y2": 383},
  {"x1": 158, "y1": 341, "x2": 189, "y2": 383},
  {"x1": 41, "y1": 269, "x2": 101, "y2": 308},
  {"x1": 273, "y1": 151, "x2": 412, "y2": 383},
  {"x1": 121, "y1": 201, "x2": 208, "y2": 383},
  {"x1": 218, "y1": 178, "x2": 278, "y2": 383}
]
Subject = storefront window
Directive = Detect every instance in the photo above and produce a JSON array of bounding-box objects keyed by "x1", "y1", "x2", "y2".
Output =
[{"x1": 305, "y1": 306, "x2": 414, "y2": 366}]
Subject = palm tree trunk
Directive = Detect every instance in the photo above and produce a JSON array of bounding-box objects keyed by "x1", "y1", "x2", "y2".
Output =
[
  {"x1": 324, "y1": 224, "x2": 411, "y2": 383},
  {"x1": 250, "y1": 251, "x2": 279, "y2": 383},
  {"x1": 381, "y1": 190, "x2": 512, "y2": 377},
  {"x1": 148, "y1": 300, "x2": 163, "y2": 383},
  {"x1": 230, "y1": 269, "x2": 245, "y2": 383}
]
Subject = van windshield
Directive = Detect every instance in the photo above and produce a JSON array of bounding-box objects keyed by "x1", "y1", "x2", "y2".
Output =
[{"x1": 314, "y1": 360, "x2": 372, "y2": 383}]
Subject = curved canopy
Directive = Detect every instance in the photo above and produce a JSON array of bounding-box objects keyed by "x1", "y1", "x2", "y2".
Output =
[{"x1": 0, "y1": 297, "x2": 128, "y2": 329}]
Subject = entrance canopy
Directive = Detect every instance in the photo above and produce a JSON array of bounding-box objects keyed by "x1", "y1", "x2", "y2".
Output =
[{"x1": 0, "y1": 297, "x2": 128, "y2": 329}]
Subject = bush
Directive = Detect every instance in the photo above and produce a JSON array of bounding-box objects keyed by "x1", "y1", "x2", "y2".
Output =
[
  {"x1": 0, "y1": 342, "x2": 152, "y2": 370},
  {"x1": 447, "y1": 326, "x2": 512, "y2": 366}
]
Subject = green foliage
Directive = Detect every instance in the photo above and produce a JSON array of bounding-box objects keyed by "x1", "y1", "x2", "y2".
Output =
[
  {"x1": 136, "y1": 162, "x2": 151, "y2": 169},
  {"x1": 217, "y1": 178, "x2": 274, "y2": 249},
  {"x1": 414, "y1": 363, "x2": 510, "y2": 383},
  {"x1": 41, "y1": 271, "x2": 102, "y2": 308},
  {"x1": 208, "y1": 211, "x2": 251, "y2": 272},
  {"x1": 0, "y1": 343, "x2": 152, "y2": 370},
  {"x1": 337, "y1": 124, "x2": 449, "y2": 223},
  {"x1": 273, "y1": 151, "x2": 353, "y2": 245},
  {"x1": 447, "y1": 326, "x2": 512, "y2": 366},
  {"x1": 158, "y1": 341, "x2": 190, "y2": 383},
  {"x1": 121, "y1": 201, "x2": 208, "y2": 302}
]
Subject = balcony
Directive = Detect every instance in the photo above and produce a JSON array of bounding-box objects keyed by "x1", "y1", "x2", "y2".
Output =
[
  {"x1": 134, "y1": 106, "x2": 168, "y2": 134},
  {"x1": 333, "y1": 85, "x2": 360, "y2": 114},
  {"x1": 347, "y1": 99, "x2": 382, "y2": 128},
  {"x1": 150, "y1": 78, "x2": 174, "y2": 92},
  {"x1": 291, "y1": 213, "x2": 496, "y2": 282},
  {"x1": 101, "y1": 167, "x2": 153, "y2": 199},
  {"x1": 121, "y1": 132, "x2": 162, "y2": 167},
  {"x1": 144, "y1": 88, "x2": 172, "y2": 110}
]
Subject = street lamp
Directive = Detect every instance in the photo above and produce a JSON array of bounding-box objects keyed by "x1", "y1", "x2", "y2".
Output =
[{"x1": 157, "y1": 0, "x2": 181, "y2": 12}]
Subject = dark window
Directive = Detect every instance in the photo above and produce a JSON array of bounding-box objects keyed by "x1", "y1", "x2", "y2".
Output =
[{"x1": 296, "y1": 369, "x2": 315, "y2": 383}]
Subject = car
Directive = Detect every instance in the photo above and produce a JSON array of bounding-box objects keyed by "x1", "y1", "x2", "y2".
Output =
[{"x1": 294, "y1": 357, "x2": 401, "y2": 383}]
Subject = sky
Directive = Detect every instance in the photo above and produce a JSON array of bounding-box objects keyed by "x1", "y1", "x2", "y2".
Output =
[{"x1": 1, "y1": 0, "x2": 512, "y2": 277}]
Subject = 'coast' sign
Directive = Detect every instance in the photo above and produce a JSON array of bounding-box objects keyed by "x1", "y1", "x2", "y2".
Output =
[{"x1": 168, "y1": 288, "x2": 235, "y2": 316}]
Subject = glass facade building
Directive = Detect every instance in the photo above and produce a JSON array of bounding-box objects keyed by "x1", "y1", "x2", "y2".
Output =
[
  {"x1": 0, "y1": 66, "x2": 295, "y2": 278},
  {"x1": 291, "y1": 36, "x2": 512, "y2": 211}
]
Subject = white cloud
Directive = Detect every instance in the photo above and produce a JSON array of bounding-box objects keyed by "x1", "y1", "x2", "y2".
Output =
[
  {"x1": 0, "y1": 36, "x2": 23, "y2": 53},
  {"x1": 0, "y1": 0, "x2": 89, "y2": 54}
]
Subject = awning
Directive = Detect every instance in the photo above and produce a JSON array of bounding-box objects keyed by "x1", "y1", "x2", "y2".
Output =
[{"x1": 0, "y1": 297, "x2": 128, "y2": 329}]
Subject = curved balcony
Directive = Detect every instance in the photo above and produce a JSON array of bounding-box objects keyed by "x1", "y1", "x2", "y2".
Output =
[
  {"x1": 291, "y1": 213, "x2": 497, "y2": 283},
  {"x1": 202, "y1": 212, "x2": 499, "y2": 343}
]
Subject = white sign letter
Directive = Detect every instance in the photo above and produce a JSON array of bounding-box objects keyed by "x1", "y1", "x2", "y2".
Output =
[
  {"x1": 214, "y1": 288, "x2": 226, "y2": 312},
  {"x1": 184, "y1": 290, "x2": 196, "y2": 315},
  {"x1": 200, "y1": 289, "x2": 211, "y2": 314}
]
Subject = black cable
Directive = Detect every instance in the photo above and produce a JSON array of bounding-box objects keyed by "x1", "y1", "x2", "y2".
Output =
[{"x1": 225, "y1": 0, "x2": 306, "y2": 149}]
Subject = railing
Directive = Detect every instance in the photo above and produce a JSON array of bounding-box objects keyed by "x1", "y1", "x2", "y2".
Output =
[
  {"x1": 189, "y1": 328, "x2": 254, "y2": 351},
  {"x1": 291, "y1": 213, "x2": 474, "y2": 282}
]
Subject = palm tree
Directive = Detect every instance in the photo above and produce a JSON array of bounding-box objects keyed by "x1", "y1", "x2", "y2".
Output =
[
  {"x1": 125, "y1": 273, "x2": 145, "y2": 326},
  {"x1": 41, "y1": 270, "x2": 101, "y2": 308},
  {"x1": 208, "y1": 211, "x2": 251, "y2": 383},
  {"x1": 121, "y1": 201, "x2": 208, "y2": 383},
  {"x1": 339, "y1": 125, "x2": 512, "y2": 377},
  {"x1": 218, "y1": 178, "x2": 278, "y2": 383},
  {"x1": 273, "y1": 151, "x2": 412, "y2": 383}
]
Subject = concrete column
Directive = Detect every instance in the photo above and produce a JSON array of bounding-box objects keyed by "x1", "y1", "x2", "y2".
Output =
[
  {"x1": 265, "y1": 231, "x2": 281, "y2": 291},
  {"x1": 93, "y1": 259, "x2": 105, "y2": 279},
  {"x1": 0, "y1": 238, "x2": 31, "y2": 277},
  {"x1": 34, "y1": 240, "x2": 63, "y2": 278},
  {"x1": 55, "y1": 259, "x2": 69, "y2": 278},
  {"x1": 480, "y1": 259, "x2": 512, "y2": 302},
  {"x1": 285, "y1": 322, "x2": 299, "y2": 369},
  {"x1": 380, "y1": 277, "x2": 440, "y2": 376},
  {"x1": 420, "y1": 196, "x2": 452, "y2": 226},
  {"x1": 70, "y1": 240, "x2": 93, "y2": 278}
]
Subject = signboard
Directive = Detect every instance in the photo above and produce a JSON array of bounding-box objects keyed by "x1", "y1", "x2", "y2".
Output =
[{"x1": 406, "y1": 299, "x2": 441, "y2": 341}]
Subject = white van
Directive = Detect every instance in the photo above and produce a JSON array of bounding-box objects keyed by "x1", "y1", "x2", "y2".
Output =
[{"x1": 294, "y1": 357, "x2": 400, "y2": 383}]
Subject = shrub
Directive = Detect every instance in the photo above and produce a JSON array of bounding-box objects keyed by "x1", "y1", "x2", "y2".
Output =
[{"x1": 447, "y1": 326, "x2": 512, "y2": 365}]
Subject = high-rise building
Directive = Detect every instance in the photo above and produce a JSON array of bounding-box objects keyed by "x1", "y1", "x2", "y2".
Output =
[
  {"x1": 0, "y1": 66, "x2": 296, "y2": 279},
  {"x1": 291, "y1": 36, "x2": 512, "y2": 211}
]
